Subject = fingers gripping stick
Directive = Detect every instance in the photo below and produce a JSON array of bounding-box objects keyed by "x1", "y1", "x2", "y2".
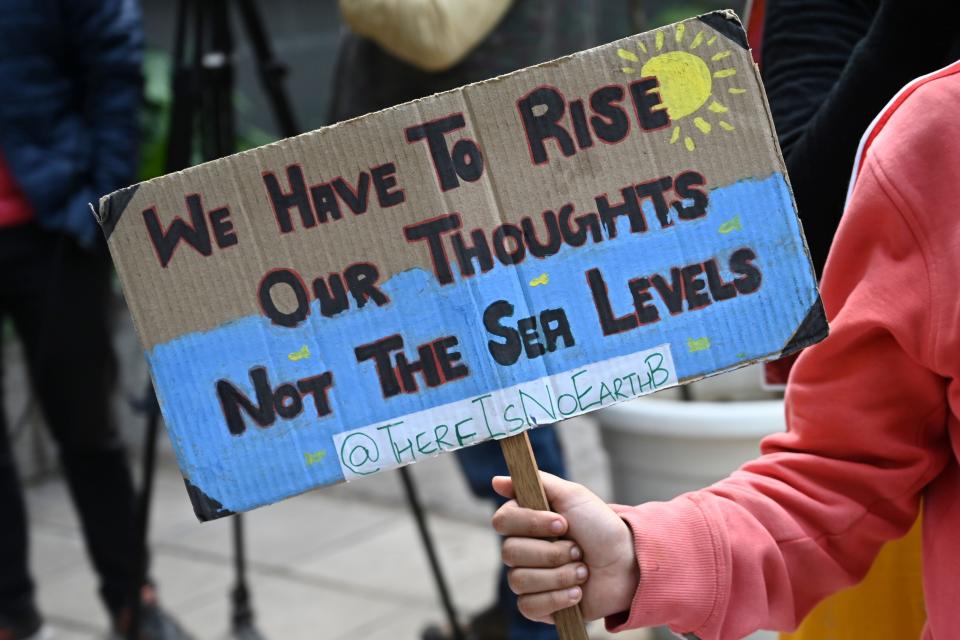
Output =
[{"x1": 498, "y1": 432, "x2": 590, "y2": 640}]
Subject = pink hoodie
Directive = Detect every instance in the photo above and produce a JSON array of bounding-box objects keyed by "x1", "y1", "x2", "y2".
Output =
[{"x1": 607, "y1": 61, "x2": 960, "y2": 640}]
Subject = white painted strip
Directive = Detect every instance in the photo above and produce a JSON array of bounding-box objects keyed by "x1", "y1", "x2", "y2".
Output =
[{"x1": 333, "y1": 344, "x2": 677, "y2": 480}]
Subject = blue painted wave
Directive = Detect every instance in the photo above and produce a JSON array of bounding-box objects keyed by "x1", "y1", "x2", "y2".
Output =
[{"x1": 149, "y1": 172, "x2": 817, "y2": 512}]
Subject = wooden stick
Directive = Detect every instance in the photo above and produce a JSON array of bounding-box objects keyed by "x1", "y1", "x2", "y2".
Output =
[{"x1": 499, "y1": 431, "x2": 590, "y2": 640}]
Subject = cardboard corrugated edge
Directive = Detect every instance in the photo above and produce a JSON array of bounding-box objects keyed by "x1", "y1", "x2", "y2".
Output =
[
  {"x1": 696, "y1": 10, "x2": 749, "y2": 49},
  {"x1": 94, "y1": 10, "x2": 759, "y2": 237},
  {"x1": 184, "y1": 479, "x2": 236, "y2": 522},
  {"x1": 95, "y1": 183, "x2": 139, "y2": 240},
  {"x1": 93, "y1": 10, "x2": 830, "y2": 518},
  {"x1": 779, "y1": 298, "x2": 828, "y2": 358},
  {"x1": 95, "y1": 184, "x2": 233, "y2": 519},
  {"x1": 728, "y1": 8, "x2": 830, "y2": 356}
]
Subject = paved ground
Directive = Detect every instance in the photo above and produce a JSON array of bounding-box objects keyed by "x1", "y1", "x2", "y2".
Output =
[
  {"x1": 22, "y1": 417, "x2": 650, "y2": 640},
  {"x1": 4, "y1": 291, "x2": 659, "y2": 640},
  {"x1": 7, "y1": 298, "x2": 774, "y2": 640}
]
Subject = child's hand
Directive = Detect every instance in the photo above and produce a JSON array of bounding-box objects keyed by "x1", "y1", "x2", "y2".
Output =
[{"x1": 491, "y1": 472, "x2": 639, "y2": 624}]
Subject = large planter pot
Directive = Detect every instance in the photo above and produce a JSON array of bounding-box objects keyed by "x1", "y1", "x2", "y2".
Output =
[
  {"x1": 599, "y1": 399, "x2": 785, "y2": 505},
  {"x1": 597, "y1": 398, "x2": 785, "y2": 640}
]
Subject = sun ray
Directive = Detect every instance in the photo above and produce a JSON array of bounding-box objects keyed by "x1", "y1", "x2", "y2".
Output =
[
  {"x1": 708, "y1": 100, "x2": 728, "y2": 113},
  {"x1": 616, "y1": 35, "x2": 740, "y2": 151}
]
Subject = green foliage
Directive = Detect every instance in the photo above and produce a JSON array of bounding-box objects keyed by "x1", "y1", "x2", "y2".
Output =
[{"x1": 139, "y1": 50, "x2": 172, "y2": 181}]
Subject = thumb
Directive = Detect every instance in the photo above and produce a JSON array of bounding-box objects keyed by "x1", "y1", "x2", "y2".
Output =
[
  {"x1": 493, "y1": 472, "x2": 596, "y2": 511},
  {"x1": 539, "y1": 471, "x2": 596, "y2": 513},
  {"x1": 492, "y1": 475, "x2": 514, "y2": 500}
]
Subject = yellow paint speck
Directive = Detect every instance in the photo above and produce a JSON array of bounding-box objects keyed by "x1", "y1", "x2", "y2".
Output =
[
  {"x1": 719, "y1": 215, "x2": 742, "y2": 234},
  {"x1": 304, "y1": 450, "x2": 327, "y2": 465},
  {"x1": 288, "y1": 345, "x2": 310, "y2": 361},
  {"x1": 529, "y1": 273, "x2": 549, "y2": 287}
]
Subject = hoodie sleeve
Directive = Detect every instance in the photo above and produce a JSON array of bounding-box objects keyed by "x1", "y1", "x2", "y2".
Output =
[
  {"x1": 65, "y1": 0, "x2": 144, "y2": 201},
  {"x1": 605, "y1": 157, "x2": 950, "y2": 639}
]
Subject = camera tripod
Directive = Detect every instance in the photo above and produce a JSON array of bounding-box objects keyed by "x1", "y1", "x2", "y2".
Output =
[{"x1": 130, "y1": 1, "x2": 465, "y2": 639}]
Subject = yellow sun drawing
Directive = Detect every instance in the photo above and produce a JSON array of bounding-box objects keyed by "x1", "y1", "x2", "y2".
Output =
[{"x1": 618, "y1": 24, "x2": 746, "y2": 151}]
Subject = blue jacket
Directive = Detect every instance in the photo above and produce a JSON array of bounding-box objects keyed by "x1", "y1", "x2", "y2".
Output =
[{"x1": 0, "y1": 0, "x2": 143, "y2": 250}]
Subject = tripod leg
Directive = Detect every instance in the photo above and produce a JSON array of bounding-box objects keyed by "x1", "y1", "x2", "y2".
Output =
[
  {"x1": 123, "y1": 2, "x2": 198, "y2": 637},
  {"x1": 161, "y1": 4, "x2": 294, "y2": 638},
  {"x1": 199, "y1": 0, "x2": 237, "y2": 161},
  {"x1": 399, "y1": 467, "x2": 466, "y2": 640},
  {"x1": 233, "y1": 0, "x2": 299, "y2": 138},
  {"x1": 192, "y1": 6, "x2": 267, "y2": 636},
  {"x1": 229, "y1": 514, "x2": 266, "y2": 639},
  {"x1": 127, "y1": 385, "x2": 162, "y2": 640},
  {"x1": 164, "y1": 0, "x2": 195, "y2": 173}
]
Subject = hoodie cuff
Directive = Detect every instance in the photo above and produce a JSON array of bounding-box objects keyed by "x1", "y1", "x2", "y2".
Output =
[{"x1": 605, "y1": 497, "x2": 721, "y2": 635}]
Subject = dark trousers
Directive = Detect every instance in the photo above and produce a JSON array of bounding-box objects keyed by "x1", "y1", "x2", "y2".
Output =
[
  {"x1": 455, "y1": 426, "x2": 566, "y2": 640},
  {"x1": 0, "y1": 225, "x2": 140, "y2": 620}
]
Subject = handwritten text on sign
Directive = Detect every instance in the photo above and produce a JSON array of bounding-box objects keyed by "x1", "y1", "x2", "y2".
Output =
[
  {"x1": 99, "y1": 13, "x2": 824, "y2": 518},
  {"x1": 334, "y1": 345, "x2": 677, "y2": 480}
]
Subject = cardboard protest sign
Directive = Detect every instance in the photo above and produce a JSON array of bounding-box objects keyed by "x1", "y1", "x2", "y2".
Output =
[{"x1": 98, "y1": 11, "x2": 825, "y2": 520}]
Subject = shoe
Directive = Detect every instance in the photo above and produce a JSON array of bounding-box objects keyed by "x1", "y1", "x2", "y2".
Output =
[
  {"x1": 108, "y1": 602, "x2": 193, "y2": 640},
  {"x1": 19, "y1": 628, "x2": 51, "y2": 640},
  {"x1": 0, "y1": 610, "x2": 50, "y2": 640},
  {"x1": 421, "y1": 603, "x2": 507, "y2": 640}
]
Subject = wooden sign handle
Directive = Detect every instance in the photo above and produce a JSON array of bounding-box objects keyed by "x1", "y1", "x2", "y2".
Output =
[{"x1": 499, "y1": 431, "x2": 590, "y2": 640}]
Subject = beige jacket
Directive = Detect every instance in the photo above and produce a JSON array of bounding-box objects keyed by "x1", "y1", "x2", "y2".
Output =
[{"x1": 339, "y1": 0, "x2": 513, "y2": 71}]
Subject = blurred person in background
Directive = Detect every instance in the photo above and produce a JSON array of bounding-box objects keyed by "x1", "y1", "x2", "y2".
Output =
[
  {"x1": 490, "y1": 53, "x2": 960, "y2": 637},
  {"x1": 328, "y1": 1, "x2": 625, "y2": 638},
  {"x1": 0, "y1": 2, "x2": 190, "y2": 639},
  {"x1": 757, "y1": 0, "x2": 960, "y2": 637},
  {"x1": 487, "y1": 3, "x2": 960, "y2": 639},
  {"x1": 761, "y1": 0, "x2": 960, "y2": 280}
]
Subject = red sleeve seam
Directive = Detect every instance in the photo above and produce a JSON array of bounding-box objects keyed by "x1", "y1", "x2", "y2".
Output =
[
  {"x1": 685, "y1": 493, "x2": 729, "y2": 637},
  {"x1": 867, "y1": 156, "x2": 941, "y2": 367},
  {"x1": 739, "y1": 401, "x2": 943, "y2": 551}
]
